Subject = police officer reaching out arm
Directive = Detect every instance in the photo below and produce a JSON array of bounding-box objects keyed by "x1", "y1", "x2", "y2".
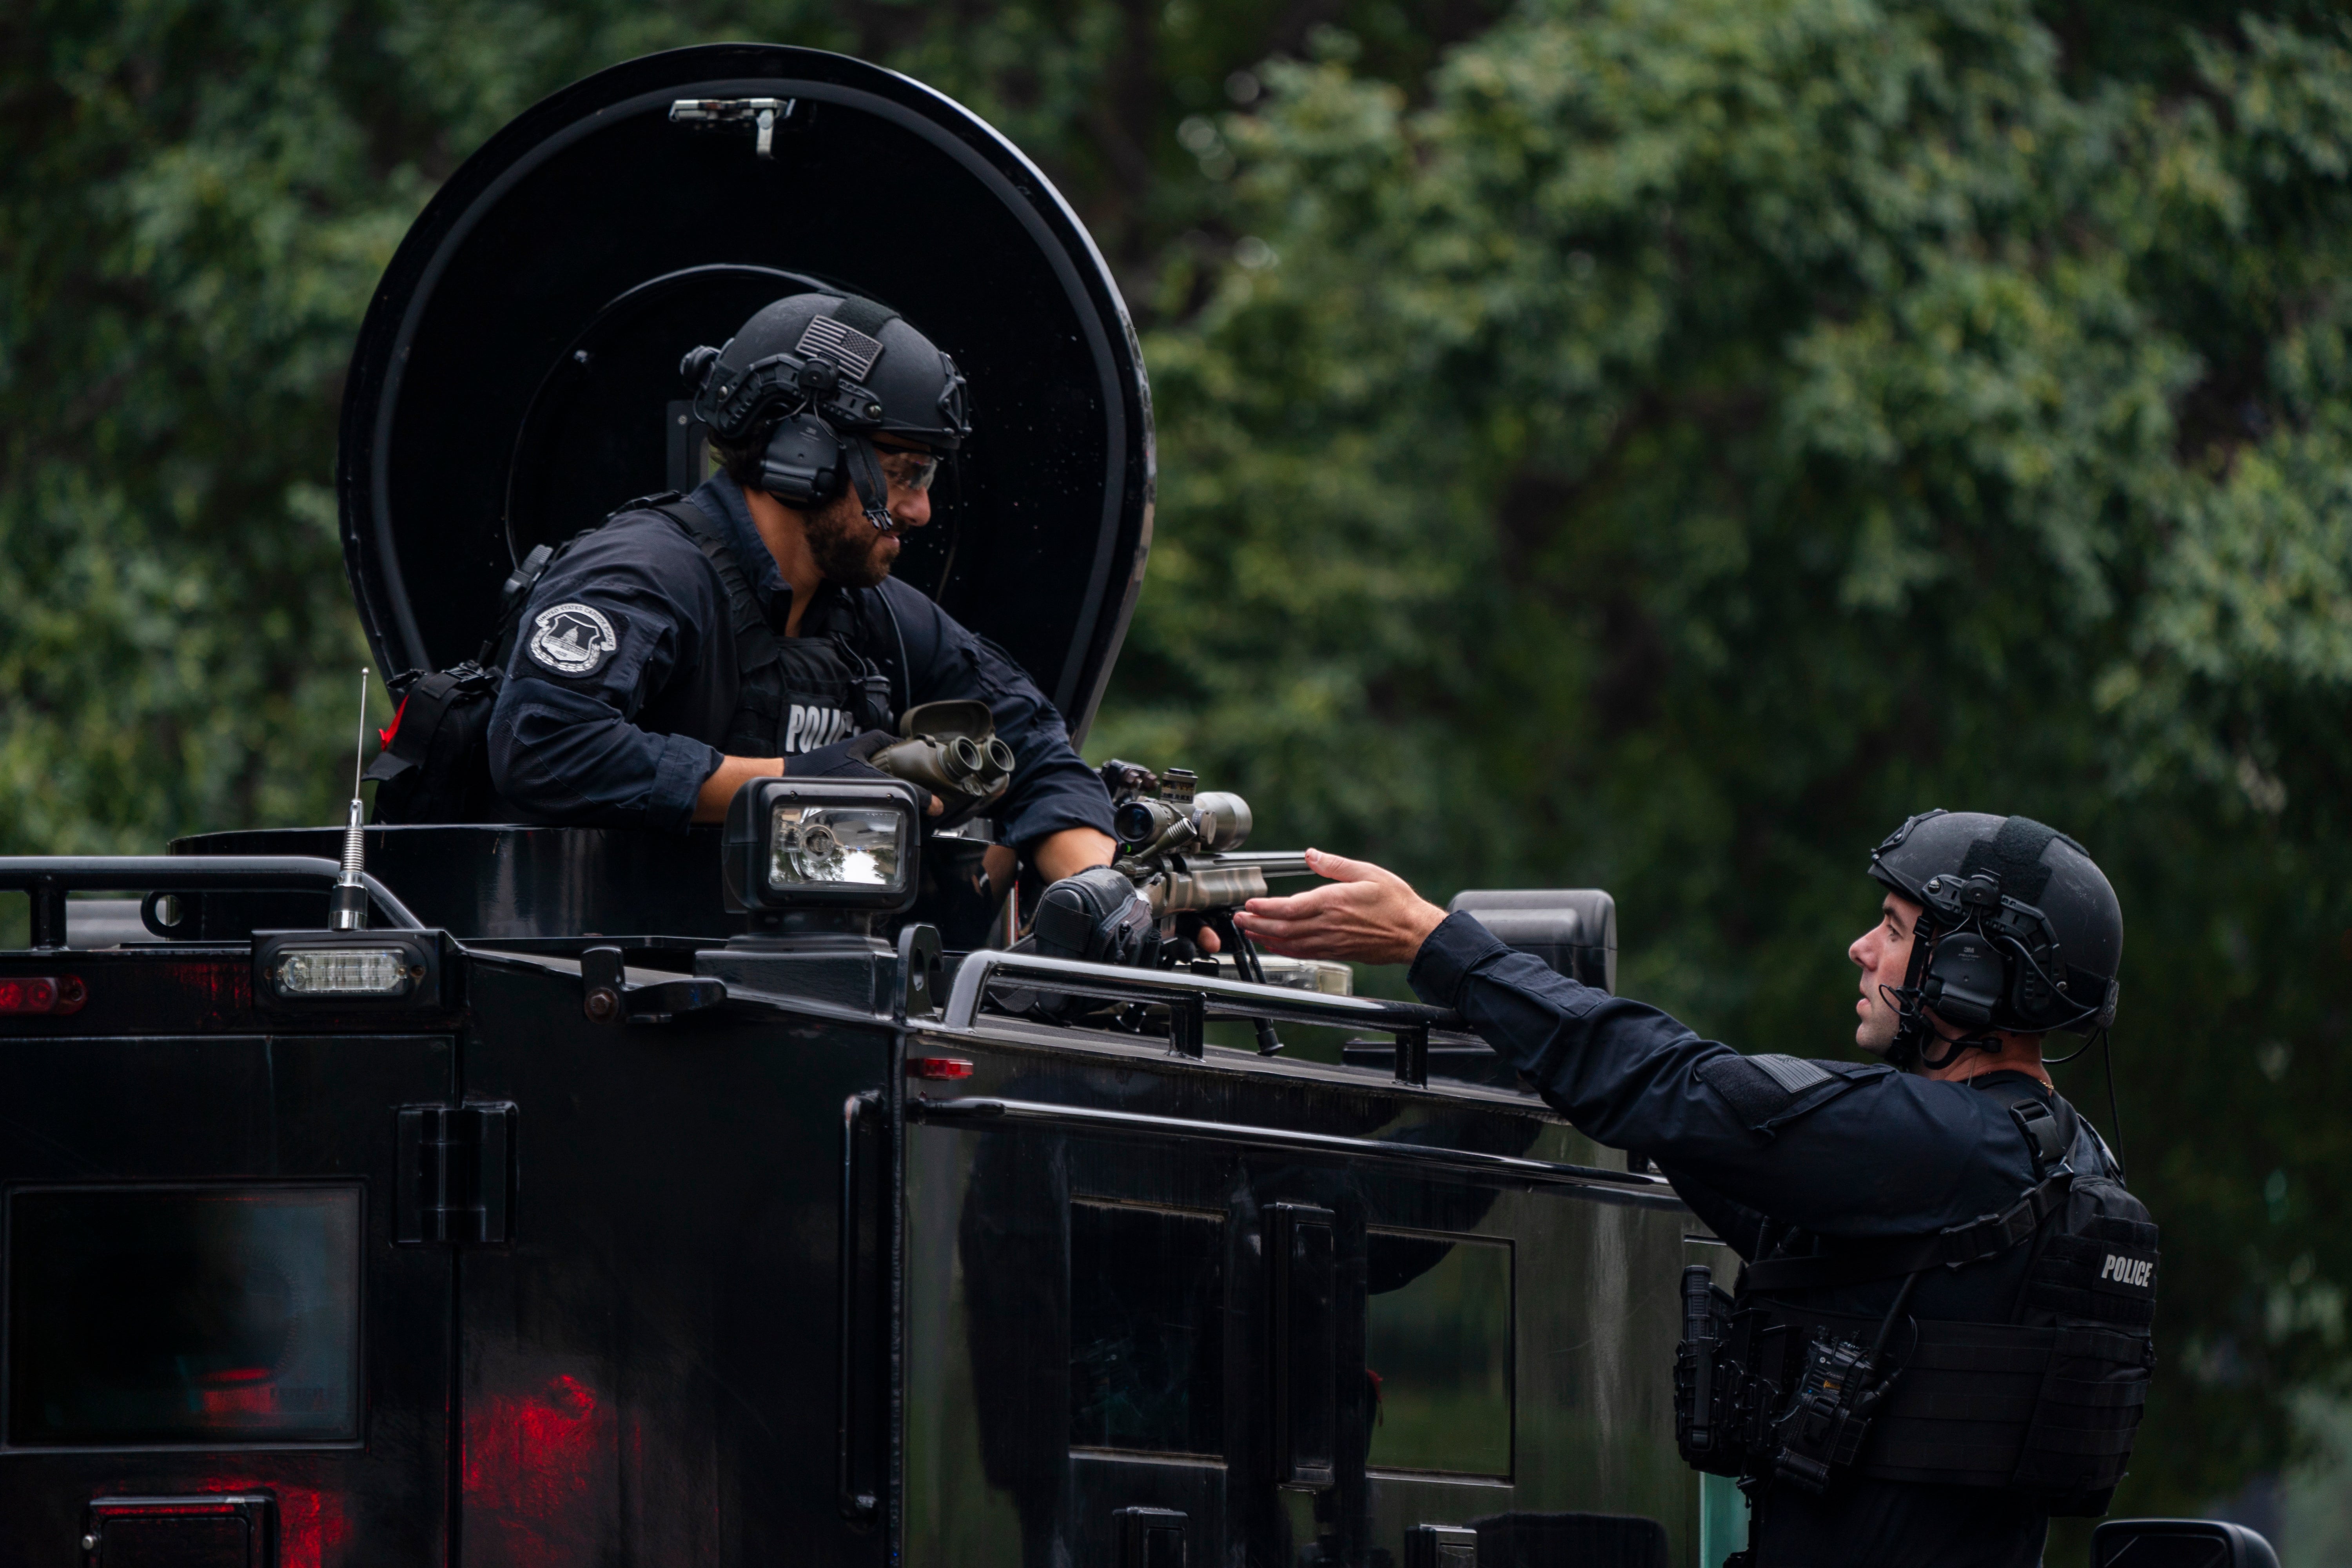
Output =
[
  {"x1": 487, "y1": 292, "x2": 1118, "y2": 886},
  {"x1": 1236, "y1": 815, "x2": 2157, "y2": 1568}
]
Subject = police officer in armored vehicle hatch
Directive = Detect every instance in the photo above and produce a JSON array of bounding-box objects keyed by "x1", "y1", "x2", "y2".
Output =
[
  {"x1": 1236, "y1": 811, "x2": 2158, "y2": 1568},
  {"x1": 486, "y1": 291, "x2": 1122, "y2": 887}
]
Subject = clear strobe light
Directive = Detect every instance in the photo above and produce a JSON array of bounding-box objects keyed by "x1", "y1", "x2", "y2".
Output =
[
  {"x1": 768, "y1": 805, "x2": 906, "y2": 890},
  {"x1": 273, "y1": 947, "x2": 413, "y2": 997}
]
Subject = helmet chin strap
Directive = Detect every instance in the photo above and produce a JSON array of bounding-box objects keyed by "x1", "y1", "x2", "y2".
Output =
[
  {"x1": 1911, "y1": 1023, "x2": 2004, "y2": 1073},
  {"x1": 843, "y1": 434, "x2": 897, "y2": 533}
]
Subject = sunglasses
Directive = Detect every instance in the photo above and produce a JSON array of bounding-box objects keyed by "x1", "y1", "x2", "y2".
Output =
[{"x1": 875, "y1": 447, "x2": 940, "y2": 494}]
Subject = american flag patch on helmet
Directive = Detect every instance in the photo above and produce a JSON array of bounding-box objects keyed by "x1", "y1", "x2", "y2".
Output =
[{"x1": 797, "y1": 315, "x2": 885, "y2": 381}]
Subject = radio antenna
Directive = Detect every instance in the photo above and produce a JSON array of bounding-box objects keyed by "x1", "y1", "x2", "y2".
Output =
[
  {"x1": 330, "y1": 667, "x2": 371, "y2": 932},
  {"x1": 351, "y1": 666, "x2": 371, "y2": 799}
]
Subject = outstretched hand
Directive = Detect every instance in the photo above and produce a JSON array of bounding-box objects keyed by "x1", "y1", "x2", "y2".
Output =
[{"x1": 1233, "y1": 848, "x2": 1448, "y2": 967}]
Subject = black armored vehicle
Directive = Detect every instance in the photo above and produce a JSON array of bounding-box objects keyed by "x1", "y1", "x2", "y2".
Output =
[{"x1": 0, "y1": 46, "x2": 1712, "y2": 1568}]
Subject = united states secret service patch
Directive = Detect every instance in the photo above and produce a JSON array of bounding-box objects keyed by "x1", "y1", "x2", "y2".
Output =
[{"x1": 528, "y1": 602, "x2": 621, "y2": 678}]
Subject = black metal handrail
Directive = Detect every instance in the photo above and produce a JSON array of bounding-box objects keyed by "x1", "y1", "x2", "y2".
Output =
[
  {"x1": 0, "y1": 856, "x2": 425, "y2": 945},
  {"x1": 907, "y1": 1095, "x2": 1676, "y2": 1198},
  {"x1": 940, "y1": 949, "x2": 1461, "y2": 1084}
]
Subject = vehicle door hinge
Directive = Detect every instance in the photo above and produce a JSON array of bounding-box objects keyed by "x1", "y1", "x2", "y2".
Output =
[{"x1": 396, "y1": 1102, "x2": 516, "y2": 1245}]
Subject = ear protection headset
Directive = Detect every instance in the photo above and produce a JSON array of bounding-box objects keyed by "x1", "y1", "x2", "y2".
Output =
[{"x1": 682, "y1": 296, "x2": 925, "y2": 532}]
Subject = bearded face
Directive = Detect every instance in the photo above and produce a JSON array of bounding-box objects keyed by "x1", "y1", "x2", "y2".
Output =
[{"x1": 801, "y1": 484, "x2": 899, "y2": 588}]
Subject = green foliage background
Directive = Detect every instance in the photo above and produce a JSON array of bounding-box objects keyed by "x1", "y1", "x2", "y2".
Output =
[{"x1": 6, "y1": 0, "x2": 2351, "y2": 1540}]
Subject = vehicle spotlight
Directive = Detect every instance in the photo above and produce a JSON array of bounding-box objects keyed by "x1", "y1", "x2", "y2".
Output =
[{"x1": 722, "y1": 778, "x2": 922, "y2": 913}]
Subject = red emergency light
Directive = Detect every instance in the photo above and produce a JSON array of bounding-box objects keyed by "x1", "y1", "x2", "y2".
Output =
[{"x1": 0, "y1": 975, "x2": 84, "y2": 1016}]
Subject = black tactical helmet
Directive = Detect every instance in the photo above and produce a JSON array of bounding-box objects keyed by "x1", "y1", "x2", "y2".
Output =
[
  {"x1": 688, "y1": 292, "x2": 970, "y2": 450},
  {"x1": 1868, "y1": 810, "x2": 2123, "y2": 1061},
  {"x1": 682, "y1": 292, "x2": 971, "y2": 528}
]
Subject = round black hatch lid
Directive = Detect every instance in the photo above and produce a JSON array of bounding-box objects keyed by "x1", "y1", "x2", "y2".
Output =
[{"x1": 338, "y1": 45, "x2": 1153, "y2": 738}]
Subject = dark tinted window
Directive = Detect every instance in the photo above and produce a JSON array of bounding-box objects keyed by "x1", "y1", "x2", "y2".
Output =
[
  {"x1": 95, "y1": 1517, "x2": 254, "y2": 1566},
  {"x1": 7, "y1": 1187, "x2": 363, "y2": 1446},
  {"x1": 1365, "y1": 1228, "x2": 1512, "y2": 1475},
  {"x1": 1069, "y1": 1200, "x2": 1225, "y2": 1457}
]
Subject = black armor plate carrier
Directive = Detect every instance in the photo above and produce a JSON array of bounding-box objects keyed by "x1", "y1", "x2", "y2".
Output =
[
  {"x1": 645, "y1": 494, "x2": 896, "y2": 756},
  {"x1": 1675, "y1": 1081, "x2": 2158, "y2": 1516}
]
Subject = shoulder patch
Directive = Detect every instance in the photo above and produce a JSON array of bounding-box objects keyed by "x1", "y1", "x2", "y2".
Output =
[
  {"x1": 1748, "y1": 1054, "x2": 1833, "y2": 1093},
  {"x1": 527, "y1": 601, "x2": 623, "y2": 678},
  {"x1": 1695, "y1": 1052, "x2": 1875, "y2": 1131}
]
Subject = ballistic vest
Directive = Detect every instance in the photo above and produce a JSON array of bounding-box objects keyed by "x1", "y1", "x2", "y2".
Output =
[
  {"x1": 1675, "y1": 1082, "x2": 2158, "y2": 1517},
  {"x1": 648, "y1": 498, "x2": 897, "y2": 757}
]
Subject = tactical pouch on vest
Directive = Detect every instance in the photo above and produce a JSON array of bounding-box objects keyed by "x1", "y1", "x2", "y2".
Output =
[
  {"x1": 366, "y1": 662, "x2": 507, "y2": 824},
  {"x1": 367, "y1": 535, "x2": 571, "y2": 824},
  {"x1": 1675, "y1": 1266, "x2": 1744, "y2": 1476},
  {"x1": 1771, "y1": 1322, "x2": 1899, "y2": 1493},
  {"x1": 1681, "y1": 1275, "x2": 1920, "y2": 1497},
  {"x1": 2005, "y1": 1191, "x2": 2159, "y2": 1514}
]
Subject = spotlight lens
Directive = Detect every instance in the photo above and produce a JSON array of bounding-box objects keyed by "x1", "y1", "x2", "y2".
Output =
[{"x1": 769, "y1": 805, "x2": 906, "y2": 889}]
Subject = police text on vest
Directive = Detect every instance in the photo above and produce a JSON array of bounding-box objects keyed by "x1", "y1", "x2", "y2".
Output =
[{"x1": 785, "y1": 703, "x2": 858, "y2": 753}]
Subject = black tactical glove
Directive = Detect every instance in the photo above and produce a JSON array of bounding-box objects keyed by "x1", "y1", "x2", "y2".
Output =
[
  {"x1": 789, "y1": 730, "x2": 894, "y2": 778},
  {"x1": 1031, "y1": 866, "x2": 1158, "y2": 967},
  {"x1": 789, "y1": 730, "x2": 938, "y2": 815}
]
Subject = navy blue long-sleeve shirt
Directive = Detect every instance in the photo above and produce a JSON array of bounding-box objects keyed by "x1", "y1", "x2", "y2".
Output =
[
  {"x1": 1407, "y1": 911, "x2": 2074, "y2": 1568},
  {"x1": 1407, "y1": 913, "x2": 2057, "y2": 1255},
  {"x1": 487, "y1": 477, "x2": 1116, "y2": 850}
]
